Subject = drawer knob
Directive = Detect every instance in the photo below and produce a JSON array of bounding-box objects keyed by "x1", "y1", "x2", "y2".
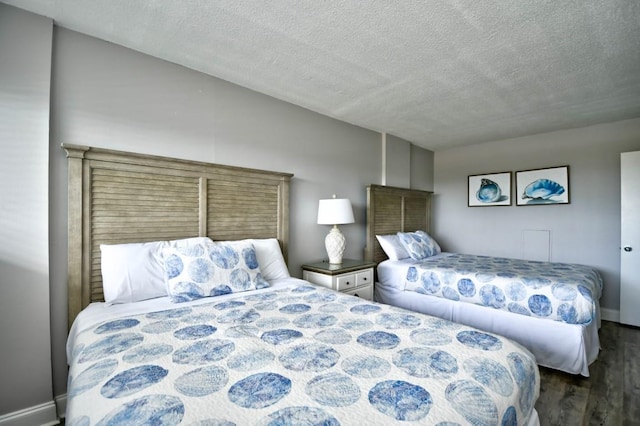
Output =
[
  {"x1": 354, "y1": 293, "x2": 359, "y2": 298},
  {"x1": 363, "y1": 277, "x2": 367, "y2": 281}
]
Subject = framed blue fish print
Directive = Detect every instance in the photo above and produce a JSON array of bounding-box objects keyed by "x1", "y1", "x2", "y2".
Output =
[
  {"x1": 515, "y1": 165, "x2": 570, "y2": 205},
  {"x1": 468, "y1": 171, "x2": 512, "y2": 207}
]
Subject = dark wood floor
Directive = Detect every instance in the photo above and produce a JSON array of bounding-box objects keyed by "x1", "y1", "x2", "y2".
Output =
[{"x1": 536, "y1": 320, "x2": 640, "y2": 426}]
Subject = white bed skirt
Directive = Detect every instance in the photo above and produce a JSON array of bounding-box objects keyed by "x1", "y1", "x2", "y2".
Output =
[
  {"x1": 375, "y1": 283, "x2": 600, "y2": 376},
  {"x1": 527, "y1": 409, "x2": 540, "y2": 426}
]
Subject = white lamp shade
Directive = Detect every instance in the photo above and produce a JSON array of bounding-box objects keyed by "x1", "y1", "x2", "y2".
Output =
[
  {"x1": 317, "y1": 197, "x2": 354, "y2": 264},
  {"x1": 317, "y1": 198, "x2": 354, "y2": 225}
]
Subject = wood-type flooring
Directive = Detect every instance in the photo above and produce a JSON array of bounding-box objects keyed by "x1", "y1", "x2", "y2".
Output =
[{"x1": 536, "y1": 320, "x2": 640, "y2": 426}]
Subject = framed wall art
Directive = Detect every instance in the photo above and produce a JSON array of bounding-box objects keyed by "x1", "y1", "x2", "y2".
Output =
[
  {"x1": 468, "y1": 171, "x2": 512, "y2": 207},
  {"x1": 515, "y1": 165, "x2": 570, "y2": 206}
]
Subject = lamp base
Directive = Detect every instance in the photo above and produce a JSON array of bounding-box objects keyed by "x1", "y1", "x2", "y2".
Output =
[{"x1": 325, "y1": 225, "x2": 346, "y2": 264}]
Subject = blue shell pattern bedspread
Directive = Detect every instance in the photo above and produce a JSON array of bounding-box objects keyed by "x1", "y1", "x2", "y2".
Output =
[
  {"x1": 402, "y1": 253, "x2": 603, "y2": 325},
  {"x1": 66, "y1": 284, "x2": 539, "y2": 425}
]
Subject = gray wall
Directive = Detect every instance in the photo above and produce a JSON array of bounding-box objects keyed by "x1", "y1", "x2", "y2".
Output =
[
  {"x1": 382, "y1": 134, "x2": 434, "y2": 191},
  {"x1": 383, "y1": 133, "x2": 411, "y2": 187},
  {"x1": 411, "y1": 144, "x2": 434, "y2": 191},
  {"x1": 0, "y1": 2, "x2": 55, "y2": 420},
  {"x1": 433, "y1": 118, "x2": 640, "y2": 313}
]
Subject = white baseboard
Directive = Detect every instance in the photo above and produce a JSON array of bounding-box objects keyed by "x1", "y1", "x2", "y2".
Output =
[
  {"x1": 0, "y1": 401, "x2": 58, "y2": 426},
  {"x1": 54, "y1": 394, "x2": 66, "y2": 420},
  {"x1": 601, "y1": 307, "x2": 620, "y2": 323}
]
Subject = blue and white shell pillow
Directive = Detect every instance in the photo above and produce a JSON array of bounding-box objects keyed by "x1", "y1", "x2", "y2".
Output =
[
  {"x1": 161, "y1": 240, "x2": 269, "y2": 303},
  {"x1": 397, "y1": 231, "x2": 441, "y2": 260}
]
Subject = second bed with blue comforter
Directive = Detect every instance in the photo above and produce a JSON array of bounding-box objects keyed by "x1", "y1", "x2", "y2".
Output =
[
  {"x1": 397, "y1": 253, "x2": 602, "y2": 325},
  {"x1": 393, "y1": 253, "x2": 602, "y2": 325}
]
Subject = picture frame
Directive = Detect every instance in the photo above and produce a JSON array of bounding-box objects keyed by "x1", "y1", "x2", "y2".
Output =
[
  {"x1": 515, "y1": 165, "x2": 570, "y2": 206},
  {"x1": 468, "y1": 171, "x2": 512, "y2": 207}
]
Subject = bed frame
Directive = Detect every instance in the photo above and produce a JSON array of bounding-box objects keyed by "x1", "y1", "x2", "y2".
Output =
[
  {"x1": 364, "y1": 184, "x2": 433, "y2": 264},
  {"x1": 63, "y1": 144, "x2": 292, "y2": 326},
  {"x1": 363, "y1": 184, "x2": 600, "y2": 376},
  {"x1": 364, "y1": 184, "x2": 433, "y2": 263}
]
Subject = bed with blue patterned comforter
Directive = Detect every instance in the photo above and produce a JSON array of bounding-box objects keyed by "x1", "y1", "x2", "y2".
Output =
[
  {"x1": 66, "y1": 281, "x2": 540, "y2": 425},
  {"x1": 393, "y1": 253, "x2": 602, "y2": 325}
]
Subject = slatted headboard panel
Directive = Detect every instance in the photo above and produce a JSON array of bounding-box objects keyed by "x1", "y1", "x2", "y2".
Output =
[
  {"x1": 64, "y1": 144, "x2": 292, "y2": 326},
  {"x1": 364, "y1": 184, "x2": 433, "y2": 264}
]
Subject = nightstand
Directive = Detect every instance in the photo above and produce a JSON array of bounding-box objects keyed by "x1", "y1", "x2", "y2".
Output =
[{"x1": 301, "y1": 259, "x2": 376, "y2": 301}]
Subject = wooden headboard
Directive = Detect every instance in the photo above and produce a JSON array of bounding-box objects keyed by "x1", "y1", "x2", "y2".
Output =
[
  {"x1": 63, "y1": 144, "x2": 292, "y2": 326},
  {"x1": 364, "y1": 184, "x2": 433, "y2": 264}
]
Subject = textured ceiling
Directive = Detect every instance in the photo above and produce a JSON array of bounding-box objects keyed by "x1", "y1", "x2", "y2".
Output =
[{"x1": 5, "y1": 0, "x2": 640, "y2": 150}]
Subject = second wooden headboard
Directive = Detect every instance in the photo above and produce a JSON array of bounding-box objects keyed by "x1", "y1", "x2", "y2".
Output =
[
  {"x1": 63, "y1": 144, "x2": 292, "y2": 326},
  {"x1": 364, "y1": 184, "x2": 433, "y2": 264}
]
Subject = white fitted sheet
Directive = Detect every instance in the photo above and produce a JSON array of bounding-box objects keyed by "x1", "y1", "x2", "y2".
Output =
[{"x1": 376, "y1": 269, "x2": 600, "y2": 376}]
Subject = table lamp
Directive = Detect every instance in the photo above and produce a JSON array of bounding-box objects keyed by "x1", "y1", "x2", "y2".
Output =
[{"x1": 317, "y1": 195, "x2": 355, "y2": 264}]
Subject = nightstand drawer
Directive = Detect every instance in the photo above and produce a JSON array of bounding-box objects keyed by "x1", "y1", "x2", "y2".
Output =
[
  {"x1": 343, "y1": 284, "x2": 373, "y2": 301},
  {"x1": 356, "y1": 269, "x2": 373, "y2": 286},
  {"x1": 336, "y1": 274, "x2": 356, "y2": 291},
  {"x1": 301, "y1": 259, "x2": 377, "y2": 301}
]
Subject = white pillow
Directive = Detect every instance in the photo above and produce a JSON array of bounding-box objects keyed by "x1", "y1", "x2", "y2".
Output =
[
  {"x1": 162, "y1": 240, "x2": 269, "y2": 303},
  {"x1": 376, "y1": 234, "x2": 410, "y2": 261},
  {"x1": 100, "y1": 237, "x2": 212, "y2": 305},
  {"x1": 244, "y1": 238, "x2": 290, "y2": 280}
]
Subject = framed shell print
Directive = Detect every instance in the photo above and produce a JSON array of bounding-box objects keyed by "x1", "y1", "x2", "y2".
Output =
[
  {"x1": 515, "y1": 166, "x2": 570, "y2": 205},
  {"x1": 468, "y1": 172, "x2": 512, "y2": 207}
]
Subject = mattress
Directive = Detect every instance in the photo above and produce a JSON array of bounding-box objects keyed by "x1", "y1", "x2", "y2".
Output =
[
  {"x1": 379, "y1": 253, "x2": 602, "y2": 325},
  {"x1": 66, "y1": 278, "x2": 540, "y2": 425}
]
